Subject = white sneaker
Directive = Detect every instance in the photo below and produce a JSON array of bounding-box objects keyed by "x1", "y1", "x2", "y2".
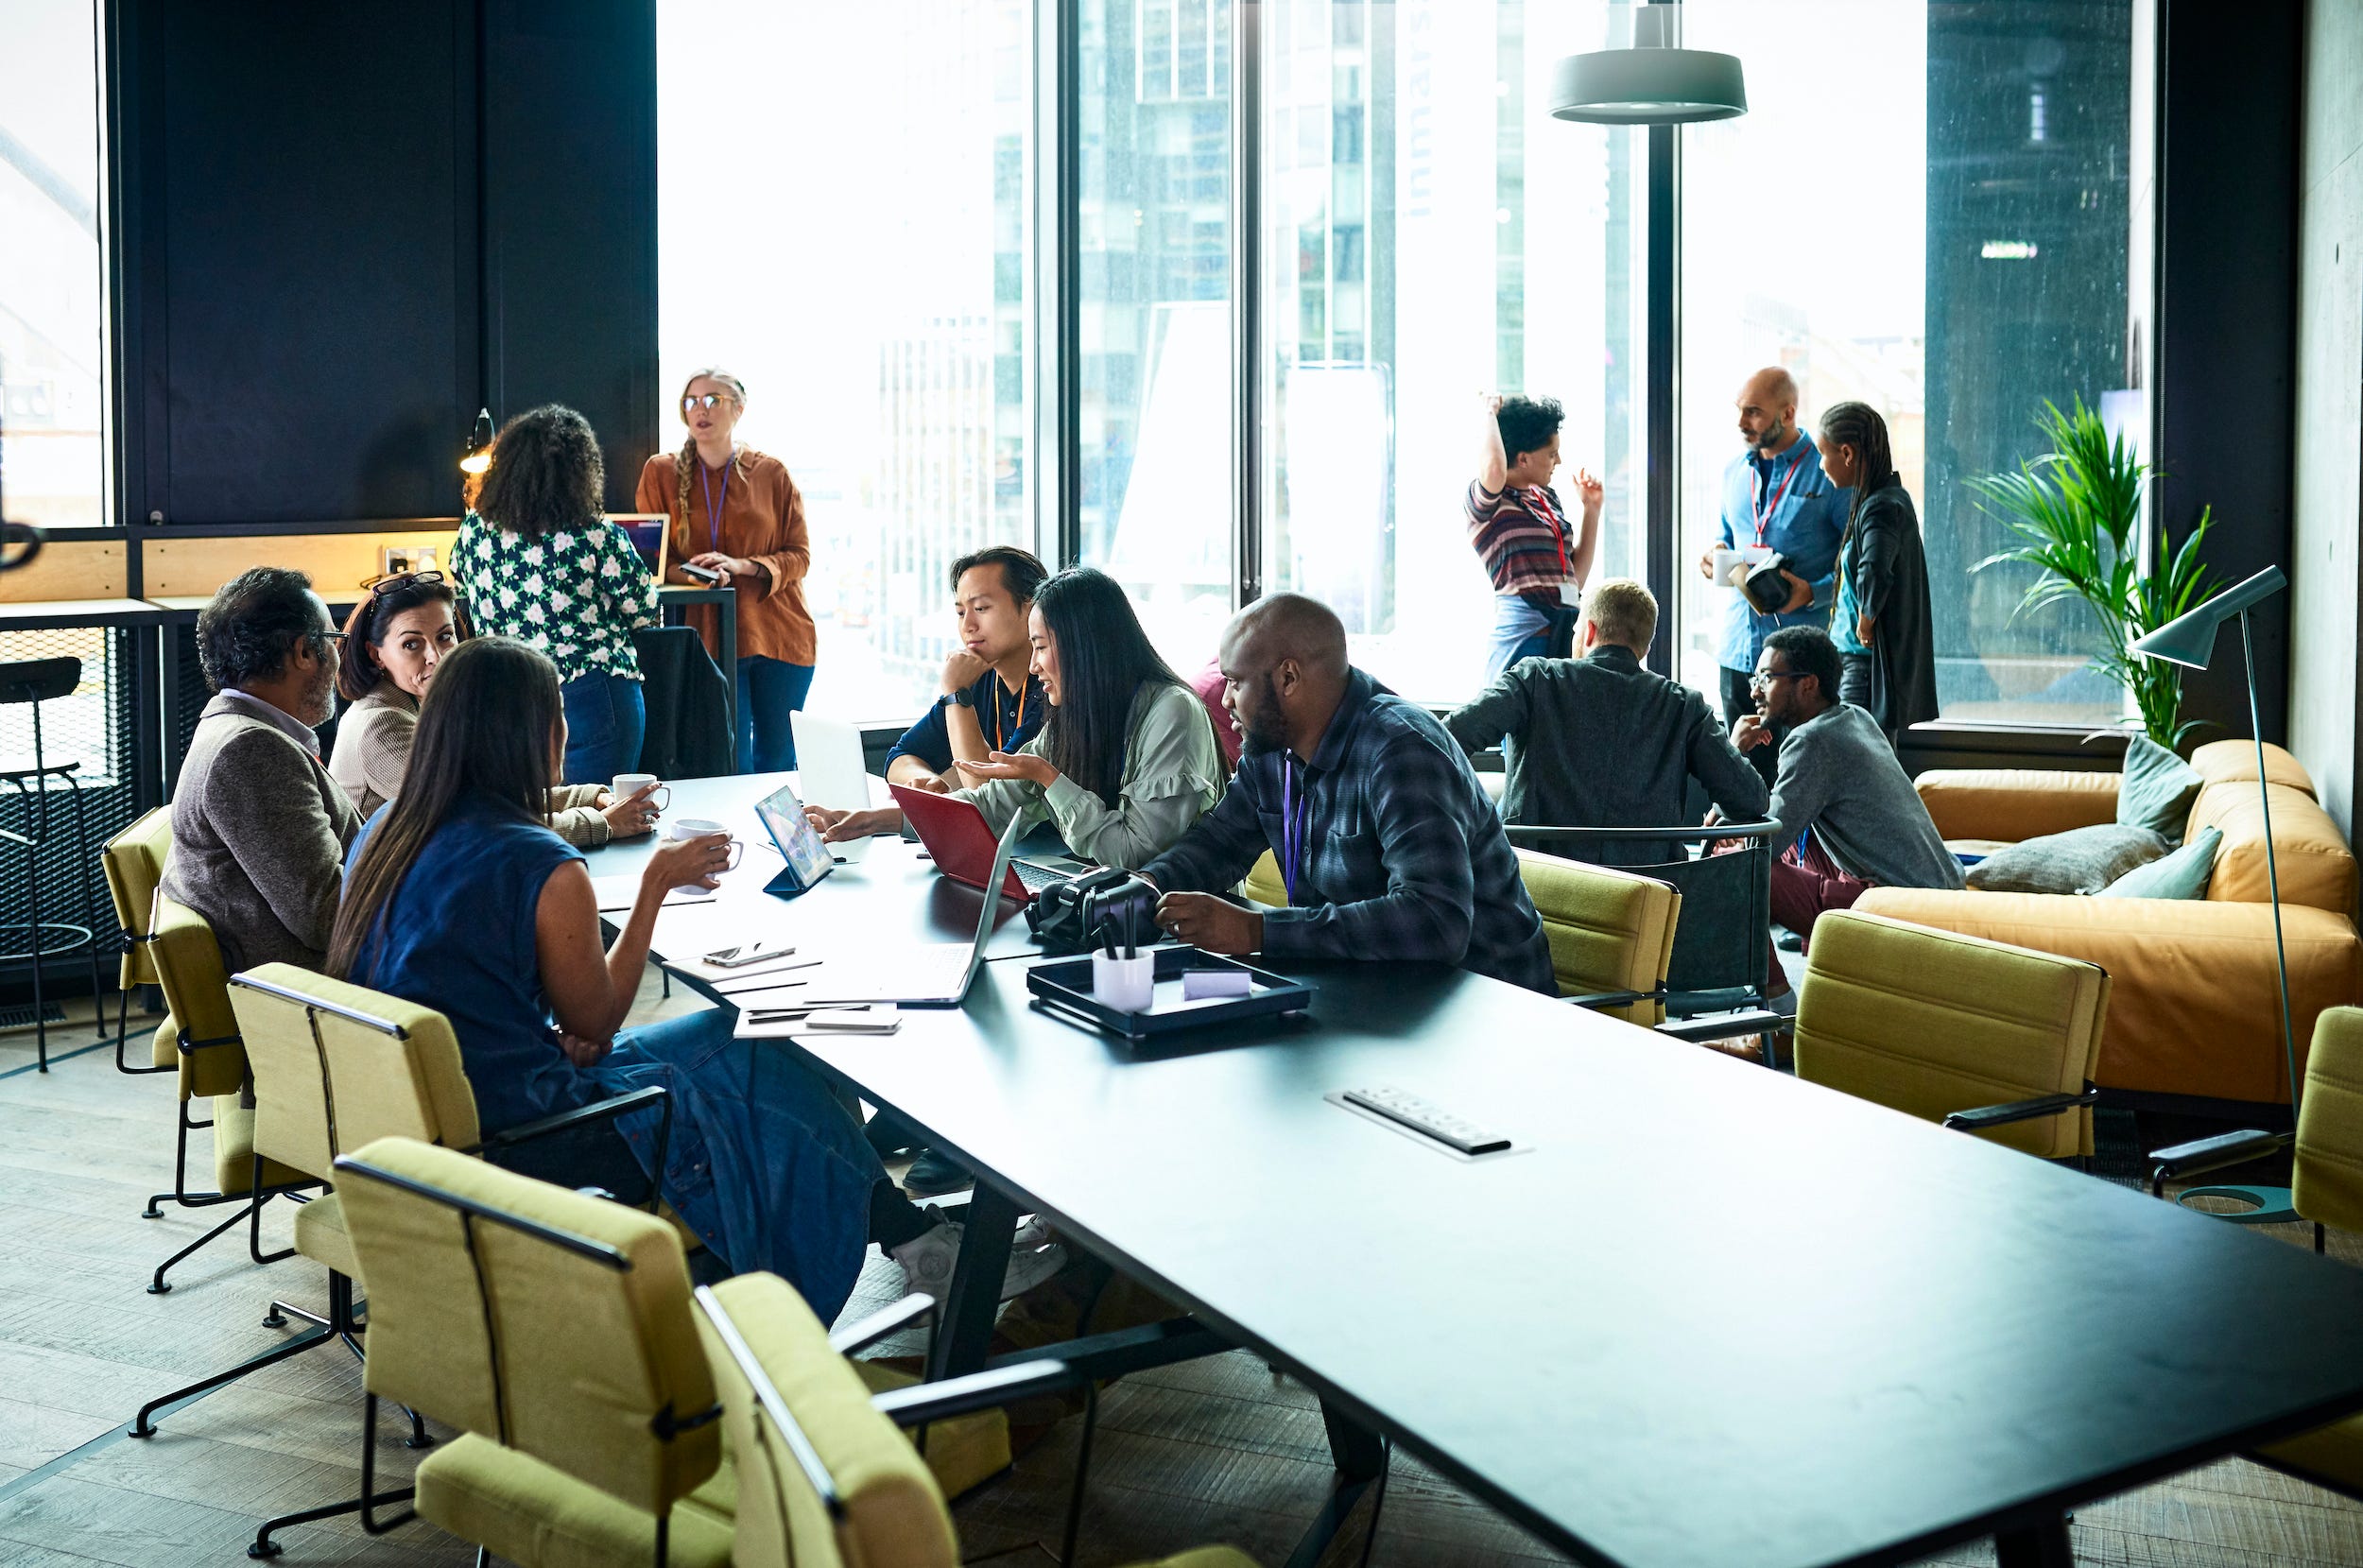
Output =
[{"x1": 889, "y1": 1214, "x2": 1067, "y2": 1308}]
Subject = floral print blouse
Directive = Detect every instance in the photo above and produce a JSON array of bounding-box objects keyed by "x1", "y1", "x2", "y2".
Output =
[{"x1": 453, "y1": 512, "x2": 660, "y2": 682}]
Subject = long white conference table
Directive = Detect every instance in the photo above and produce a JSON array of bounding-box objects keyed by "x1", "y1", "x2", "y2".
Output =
[{"x1": 588, "y1": 771, "x2": 2363, "y2": 1568}]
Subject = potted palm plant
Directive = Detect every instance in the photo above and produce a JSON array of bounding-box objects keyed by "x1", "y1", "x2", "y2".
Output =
[{"x1": 1972, "y1": 396, "x2": 2217, "y2": 749}]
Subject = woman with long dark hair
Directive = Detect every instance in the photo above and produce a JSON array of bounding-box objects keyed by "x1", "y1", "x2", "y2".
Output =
[
  {"x1": 456, "y1": 405, "x2": 660, "y2": 785},
  {"x1": 324, "y1": 571, "x2": 659, "y2": 844},
  {"x1": 1818, "y1": 402, "x2": 1938, "y2": 740},
  {"x1": 809, "y1": 567, "x2": 1223, "y2": 869},
  {"x1": 330, "y1": 636, "x2": 1061, "y2": 1317}
]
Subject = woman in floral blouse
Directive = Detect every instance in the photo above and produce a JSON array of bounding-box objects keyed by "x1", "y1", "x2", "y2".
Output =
[{"x1": 455, "y1": 405, "x2": 660, "y2": 785}]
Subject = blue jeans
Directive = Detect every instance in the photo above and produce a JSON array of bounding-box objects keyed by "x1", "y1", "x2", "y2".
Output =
[
  {"x1": 737, "y1": 656, "x2": 816, "y2": 774},
  {"x1": 1484, "y1": 594, "x2": 1555, "y2": 683},
  {"x1": 561, "y1": 672, "x2": 647, "y2": 787},
  {"x1": 594, "y1": 1007, "x2": 881, "y2": 1321}
]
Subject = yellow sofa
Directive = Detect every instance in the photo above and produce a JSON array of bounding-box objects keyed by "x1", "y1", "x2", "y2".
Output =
[{"x1": 1857, "y1": 740, "x2": 2362, "y2": 1106}]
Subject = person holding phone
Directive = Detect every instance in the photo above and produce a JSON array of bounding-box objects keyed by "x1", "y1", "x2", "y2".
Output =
[{"x1": 635, "y1": 368, "x2": 817, "y2": 774}]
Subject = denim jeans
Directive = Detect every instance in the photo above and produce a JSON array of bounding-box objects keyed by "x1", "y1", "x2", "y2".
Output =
[
  {"x1": 561, "y1": 672, "x2": 647, "y2": 787},
  {"x1": 593, "y1": 1007, "x2": 882, "y2": 1321},
  {"x1": 1483, "y1": 594, "x2": 1555, "y2": 684},
  {"x1": 736, "y1": 656, "x2": 816, "y2": 774}
]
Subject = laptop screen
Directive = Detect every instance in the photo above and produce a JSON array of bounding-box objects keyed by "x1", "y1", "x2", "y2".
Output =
[
  {"x1": 753, "y1": 783, "x2": 837, "y2": 891},
  {"x1": 610, "y1": 514, "x2": 670, "y2": 576}
]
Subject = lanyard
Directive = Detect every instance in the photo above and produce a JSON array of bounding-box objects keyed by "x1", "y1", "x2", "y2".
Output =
[
  {"x1": 992, "y1": 677, "x2": 1030, "y2": 752},
  {"x1": 698, "y1": 457, "x2": 730, "y2": 556},
  {"x1": 1751, "y1": 453, "x2": 1802, "y2": 546},
  {"x1": 1525, "y1": 486, "x2": 1571, "y2": 576},
  {"x1": 1280, "y1": 757, "x2": 1309, "y2": 905}
]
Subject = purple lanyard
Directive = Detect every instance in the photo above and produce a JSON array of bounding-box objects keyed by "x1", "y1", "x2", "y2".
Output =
[
  {"x1": 1281, "y1": 758, "x2": 1308, "y2": 905},
  {"x1": 698, "y1": 457, "x2": 729, "y2": 555}
]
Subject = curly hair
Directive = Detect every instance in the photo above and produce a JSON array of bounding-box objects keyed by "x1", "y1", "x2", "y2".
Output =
[
  {"x1": 1496, "y1": 396, "x2": 1565, "y2": 469},
  {"x1": 196, "y1": 567, "x2": 325, "y2": 694},
  {"x1": 474, "y1": 405, "x2": 607, "y2": 540}
]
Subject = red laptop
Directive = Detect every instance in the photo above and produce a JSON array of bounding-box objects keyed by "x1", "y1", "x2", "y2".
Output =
[{"x1": 889, "y1": 783, "x2": 1094, "y2": 902}]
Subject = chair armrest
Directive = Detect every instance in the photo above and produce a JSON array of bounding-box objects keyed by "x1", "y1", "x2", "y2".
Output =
[
  {"x1": 472, "y1": 1086, "x2": 672, "y2": 1209},
  {"x1": 1942, "y1": 1088, "x2": 2097, "y2": 1133},
  {"x1": 829, "y1": 1294, "x2": 936, "y2": 1356},
  {"x1": 870, "y1": 1360, "x2": 1080, "y2": 1425},
  {"x1": 1657, "y1": 1009, "x2": 1785, "y2": 1044},
  {"x1": 2147, "y1": 1129, "x2": 2293, "y2": 1195},
  {"x1": 1565, "y1": 988, "x2": 1664, "y2": 1012}
]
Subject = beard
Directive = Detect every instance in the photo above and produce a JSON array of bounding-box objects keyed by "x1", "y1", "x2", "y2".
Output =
[
  {"x1": 1236, "y1": 676, "x2": 1290, "y2": 756},
  {"x1": 1751, "y1": 418, "x2": 1786, "y2": 452}
]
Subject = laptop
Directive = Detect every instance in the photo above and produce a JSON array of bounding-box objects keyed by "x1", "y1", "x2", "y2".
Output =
[
  {"x1": 889, "y1": 782, "x2": 1093, "y2": 903},
  {"x1": 790, "y1": 711, "x2": 874, "y2": 862},
  {"x1": 610, "y1": 513, "x2": 672, "y2": 577}
]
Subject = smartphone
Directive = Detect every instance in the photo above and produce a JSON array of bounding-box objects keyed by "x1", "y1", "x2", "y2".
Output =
[
  {"x1": 679, "y1": 561, "x2": 724, "y2": 584},
  {"x1": 703, "y1": 938, "x2": 794, "y2": 969}
]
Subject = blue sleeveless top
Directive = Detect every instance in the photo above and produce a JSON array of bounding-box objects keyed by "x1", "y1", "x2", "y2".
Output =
[{"x1": 345, "y1": 790, "x2": 592, "y2": 1134}]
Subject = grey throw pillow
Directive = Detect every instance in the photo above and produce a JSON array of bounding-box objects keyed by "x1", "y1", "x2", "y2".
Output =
[
  {"x1": 1965, "y1": 823, "x2": 2172, "y2": 895},
  {"x1": 2116, "y1": 733, "x2": 2204, "y2": 846},
  {"x1": 2097, "y1": 825, "x2": 2222, "y2": 900}
]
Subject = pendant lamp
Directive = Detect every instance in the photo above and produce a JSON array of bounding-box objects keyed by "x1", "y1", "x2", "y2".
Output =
[
  {"x1": 1550, "y1": 4, "x2": 1746, "y2": 126},
  {"x1": 458, "y1": 407, "x2": 495, "y2": 476}
]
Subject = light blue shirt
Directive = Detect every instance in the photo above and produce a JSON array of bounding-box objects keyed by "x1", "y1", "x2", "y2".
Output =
[{"x1": 1713, "y1": 432, "x2": 1852, "y2": 671}]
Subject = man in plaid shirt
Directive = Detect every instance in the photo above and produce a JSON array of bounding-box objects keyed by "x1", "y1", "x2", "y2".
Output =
[{"x1": 1143, "y1": 594, "x2": 1556, "y2": 996}]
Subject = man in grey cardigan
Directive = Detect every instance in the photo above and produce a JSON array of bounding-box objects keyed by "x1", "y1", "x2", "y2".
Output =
[
  {"x1": 1732, "y1": 625, "x2": 1959, "y2": 949},
  {"x1": 162, "y1": 567, "x2": 361, "y2": 974}
]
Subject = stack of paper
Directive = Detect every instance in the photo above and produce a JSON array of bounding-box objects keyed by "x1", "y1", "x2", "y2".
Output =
[{"x1": 734, "y1": 1004, "x2": 902, "y2": 1040}]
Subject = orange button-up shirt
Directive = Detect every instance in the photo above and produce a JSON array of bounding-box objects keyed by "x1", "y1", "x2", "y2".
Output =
[{"x1": 634, "y1": 445, "x2": 817, "y2": 667}]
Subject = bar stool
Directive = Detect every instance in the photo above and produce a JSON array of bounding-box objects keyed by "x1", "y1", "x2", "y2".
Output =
[{"x1": 0, "y1": 657, "x2": 110, "y2": 1073}]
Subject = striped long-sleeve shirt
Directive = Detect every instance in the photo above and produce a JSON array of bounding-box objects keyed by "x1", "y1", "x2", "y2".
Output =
[
  {"x1": 1142, "y1": 669, "x2": 1557, "y2": 995},
  {"x1": 1465, "y1": 479, "x2": 1578, "y2": 612}
]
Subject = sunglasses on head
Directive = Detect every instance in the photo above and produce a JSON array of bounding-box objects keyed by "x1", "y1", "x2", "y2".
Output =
[{"x1": 361, "y1": 570, "x2": 446, "y2": 594}]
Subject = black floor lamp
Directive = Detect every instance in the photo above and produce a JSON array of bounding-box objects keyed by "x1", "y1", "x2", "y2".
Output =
[{"x1": 2129, "y1": 564, "x2": 2299, "y2": 1117}]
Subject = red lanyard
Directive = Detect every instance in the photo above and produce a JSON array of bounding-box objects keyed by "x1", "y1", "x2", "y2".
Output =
[
  {"x1": 1751, "y1": 455, "x2": 1802, "y2": 546},
  {"x1": 1525, "y1": 486, "x2": 1570, "y2": 575}
]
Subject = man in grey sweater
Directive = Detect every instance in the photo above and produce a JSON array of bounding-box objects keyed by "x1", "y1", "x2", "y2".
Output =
[
  {"x1": 1732, "y1": 625, "x2": 1960, "y2": 948},
  {"x1": 1444, "y1": 577, "x2": 1767, "y2": 866},
  {"x1": 162, "y1": 567, "x2": 361, "y2": 974}
]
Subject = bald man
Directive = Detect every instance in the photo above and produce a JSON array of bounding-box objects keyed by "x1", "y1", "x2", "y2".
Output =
[
  {"x1": 1140, "y1": 594, "x2": 1556, "y2": 996},
  {"x1": 1697, "y1": 367, "x2": 1852, "y2": 784}
]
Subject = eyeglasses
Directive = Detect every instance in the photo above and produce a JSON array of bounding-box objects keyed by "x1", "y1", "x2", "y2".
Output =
[
  {"x1": 361, "y1": 569, "x2": 446, "y2": 594},
  {"x1": 309, "y1": 629, "x2": 350, "y2": 648},
  {"x1": 681, "y1": 393, "x2": 737, "y2": 413},
  {"x1": 1749, "y1": 669, "x2": 1802, "y2": 689}
]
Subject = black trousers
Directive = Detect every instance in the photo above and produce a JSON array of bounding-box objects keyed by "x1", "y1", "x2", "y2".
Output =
[{"x1": 1720, "y1": 666, "x2": 1780, "y2": 789}]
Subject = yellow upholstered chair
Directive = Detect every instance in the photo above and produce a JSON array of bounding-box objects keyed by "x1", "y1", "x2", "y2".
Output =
[
  {"x1": 1513, "y1": 848, "x2": 1680, "y2": 1025},
  {"x1": 134, "y1": 891, "x2": 309, "y2": 1294},
  {"x1": 1794, "y1": 910, "x2": 2109, "y2": 1161},
  {"x1": 1240, "y1": 850, "x2": 1288, "y2": 907},
  {"x1": 699, "y1": 1267, "x2": 1260, "y2": 1568},
  {"x1": 98, "y1": 806, "x2": 174, "y2": 1075}
]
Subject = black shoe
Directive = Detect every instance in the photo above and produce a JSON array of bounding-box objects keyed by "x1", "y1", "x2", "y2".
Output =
[
  {"x1": 865, "y1": 1110, "x2": 920, "y2": 1160},
  {"x1": 903, "y1": 1146, "x2": 973, "y2": 1198},
  {"x1": 1774, "y1": 928, "x2": 1805, "y2": 952}
]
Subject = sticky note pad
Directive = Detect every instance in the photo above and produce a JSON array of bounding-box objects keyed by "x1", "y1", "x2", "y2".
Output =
[{"x1": 1182, "y1": 969, "x2": 1253, "y2": 1001}]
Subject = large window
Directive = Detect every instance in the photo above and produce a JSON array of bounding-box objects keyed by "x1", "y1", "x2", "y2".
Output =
[
  {"x1": 1258, "y1": 0, "x2": 1645, "y2": 698},
  {"x1": 656, "y1": 0, "x2": 1036, "y2": 719},
  {"x1": 0, "y1": 0, "x2": 106, "y2": 530},
  {"x1": 1674, "y1": 0, "x2": 2132, "y2": 729}
]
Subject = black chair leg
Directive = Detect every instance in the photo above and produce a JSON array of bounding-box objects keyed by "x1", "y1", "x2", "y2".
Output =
[
  {"x1": 69, "y1": 780, "x2": 107, "y2": 1043},
  {"x1": 247, "y1": 1484, "x2": 418, "y2": 1560},
  {"x1": 149, "y1": 1195, "x2": 269, "y2": 1295},
  {"x1": 129, "y1": 1320, "x2": 337, "y2": 1437}
]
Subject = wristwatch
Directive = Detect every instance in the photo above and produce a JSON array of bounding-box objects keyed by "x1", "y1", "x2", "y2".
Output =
[{"x1": 944, "y1": 688, "x2": 975, "y2": 709}]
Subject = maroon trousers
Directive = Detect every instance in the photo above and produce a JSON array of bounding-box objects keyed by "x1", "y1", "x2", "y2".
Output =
[{"x1": 1768, "y1": 833, "x2": 1871, "y2": 955}]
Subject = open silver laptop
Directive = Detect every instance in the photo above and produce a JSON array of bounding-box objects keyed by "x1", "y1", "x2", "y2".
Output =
[
  {"x1": 742, "y1": 809, "x2": 1026, "y2": 1009},
  {"x1": 790, "y1": 710, "x2": 873, "y2": 863}
]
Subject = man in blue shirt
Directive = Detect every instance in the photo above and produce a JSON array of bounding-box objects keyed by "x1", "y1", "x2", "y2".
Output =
[
  {"x1": 1695, "y1": 367, "x2": 1850, "y2": 784},
  {"x1": 884, "y1": 545, "x2": 1049, "y2": 792}
]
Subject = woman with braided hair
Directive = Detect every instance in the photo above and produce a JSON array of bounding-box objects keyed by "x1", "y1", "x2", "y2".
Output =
[
  {"x1": 1817, "y1": 400, "x2": 1937, "y2": 740},
  {"x1": 633, "y1": 368, "x2": 817, "y2": 772}
]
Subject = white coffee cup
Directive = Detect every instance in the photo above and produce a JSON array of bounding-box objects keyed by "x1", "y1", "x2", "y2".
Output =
[
  {"x1": 612, "y1": 773, "x2": 670, "y2": 813},
  {"x1": 669, "y1": 817, "x2": 744, "y2": 872},
  {"x1": 1092, "y1": 950, "x2": 1156, "y2": 1015}
]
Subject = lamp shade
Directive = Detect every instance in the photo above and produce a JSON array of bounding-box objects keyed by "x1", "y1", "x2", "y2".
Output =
[
  {"x1": 459, "y1": 407, "x2": 495, "y2": 475},
  {"x1": 2129, "y1": 564, "x2": 2287, "y2": 669},
  {"x1": 1548, "y1": 46, "x2": 1747, "y2": 125}
]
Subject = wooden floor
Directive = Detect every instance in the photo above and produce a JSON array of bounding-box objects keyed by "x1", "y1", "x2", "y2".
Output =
[{"x1": 7, "y1": 988, "x2": 2363, "y2": 1568}]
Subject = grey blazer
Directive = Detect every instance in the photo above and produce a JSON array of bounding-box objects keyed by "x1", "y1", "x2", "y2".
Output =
[{"x1": 162, "y1": 695, "x2": 361, "y2": 974}]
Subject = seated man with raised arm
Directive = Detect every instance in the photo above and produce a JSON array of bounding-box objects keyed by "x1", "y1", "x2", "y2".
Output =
[
  {"x1": 1443, "y1": 577, "x2": 1768, "y2": 867},
  {"x1": 162, "y1": 566, "x2": 361, "y2": 973},
  {"x1": 1733, "y1": 624, "x2": 1961, "y2": 948},
  {"x1": 883, "y1": 545, "x2": 1050, "y2": 793},
  {"x1": 1142, "y1": 594, "x2": 1557, "y2": 995}
]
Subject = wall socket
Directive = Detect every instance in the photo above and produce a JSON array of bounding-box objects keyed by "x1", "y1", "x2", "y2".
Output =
[{"x1": 377, "y1": 545, "x2": 440, "y2": 577}]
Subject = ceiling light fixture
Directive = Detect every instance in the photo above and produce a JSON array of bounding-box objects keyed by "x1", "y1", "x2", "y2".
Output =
[{"x1": 1549, "y1": 4, "x2": 1747, "y2": 127}]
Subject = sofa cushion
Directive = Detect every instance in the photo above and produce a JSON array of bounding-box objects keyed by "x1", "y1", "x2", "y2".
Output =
[
  {"x1": 1964, "y1": 824, "x2": 2169, "y2": 895},
  {"x1": 2188, "y1": 779, "x2": 2358, "y2": 913},
  {"x1": 2192, "y1": 738, "x2": 2316, "y2": 798},
  {"x1": 2116, "y1": 734, "x2": 2204, "y2": 844},
  {"x1": 2098, "y1": 826, "x2": 2220, "y2": 900},
  {"x1": 1913, "y1": 768, "x2": 2118, "y2": 843}
]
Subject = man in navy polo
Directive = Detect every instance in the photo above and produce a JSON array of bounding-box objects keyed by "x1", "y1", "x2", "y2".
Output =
[{"x1": 1696, "y1": 366, "x2": 1851, "y2": 785}]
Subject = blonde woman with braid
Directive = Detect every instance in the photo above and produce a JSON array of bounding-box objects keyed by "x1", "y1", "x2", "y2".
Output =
[
  {"x1": 633, "y1": 369, "x2": 817, "y2": 772},
  {"x1": 1817, "y1": 401, "x2": 1937, "y2": 742}
]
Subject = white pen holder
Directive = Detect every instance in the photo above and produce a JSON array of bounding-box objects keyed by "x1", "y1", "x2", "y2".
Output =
[{"x1": 1091, "y1": 951, "x2": 1156, "y2": 1014}]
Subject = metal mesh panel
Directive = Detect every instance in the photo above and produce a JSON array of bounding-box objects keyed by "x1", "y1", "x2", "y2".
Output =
[{"x1": 0, "y1": 626, "x2": 139, "y2": 988}]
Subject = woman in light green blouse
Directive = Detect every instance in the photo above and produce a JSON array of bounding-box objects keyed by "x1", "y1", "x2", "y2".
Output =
[{"x1": 809, "y1": 567, "x2": 1221, "y2": 870}]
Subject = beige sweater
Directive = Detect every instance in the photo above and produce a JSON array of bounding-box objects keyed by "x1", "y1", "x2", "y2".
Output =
[{"x1": 326, "y1": 683, "x2": 612, "y2": 845}]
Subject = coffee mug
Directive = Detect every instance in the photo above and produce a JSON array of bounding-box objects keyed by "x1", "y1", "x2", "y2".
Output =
[
  {"x1": 669, "y1": 817, "x2": 744, "y2": 872},
  {"x1": 612, "y1": 773, "x2": 670, "y2": 813}
]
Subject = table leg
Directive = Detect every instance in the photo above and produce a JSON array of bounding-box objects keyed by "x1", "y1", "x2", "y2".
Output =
[
  {"x1": 717, "y1": 593, "x2": 738, "y2": 762},
  {"x1": 1993, "y1": 1512, "x2": 2072, "y2": 1568},
  {"x1": 923, "y1": 1179, "x2": 1017, "y2": 1383},
  {"x1": 1319, "y1": 1399, "x2": 1387, "y2": 1482}
]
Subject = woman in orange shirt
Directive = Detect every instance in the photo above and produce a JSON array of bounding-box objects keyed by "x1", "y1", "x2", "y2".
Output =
[{"x1": 634, "y1": 369, "x2": 817, "y2": 772}]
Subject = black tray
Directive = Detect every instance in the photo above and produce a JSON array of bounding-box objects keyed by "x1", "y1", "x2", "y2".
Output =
[{"x1": 1025, "y1": 947, "x2": 1315, "y2": 1039}]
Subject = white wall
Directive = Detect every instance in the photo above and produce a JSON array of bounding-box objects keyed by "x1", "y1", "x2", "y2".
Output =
[{"x1": 2289, "y1": 0, "x2": 2363, "y2": 837}]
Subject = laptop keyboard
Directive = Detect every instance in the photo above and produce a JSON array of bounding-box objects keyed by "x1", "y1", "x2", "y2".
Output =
[{"x1": 1012, "y1": 860, "x2": 1069, "y2": 892}]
